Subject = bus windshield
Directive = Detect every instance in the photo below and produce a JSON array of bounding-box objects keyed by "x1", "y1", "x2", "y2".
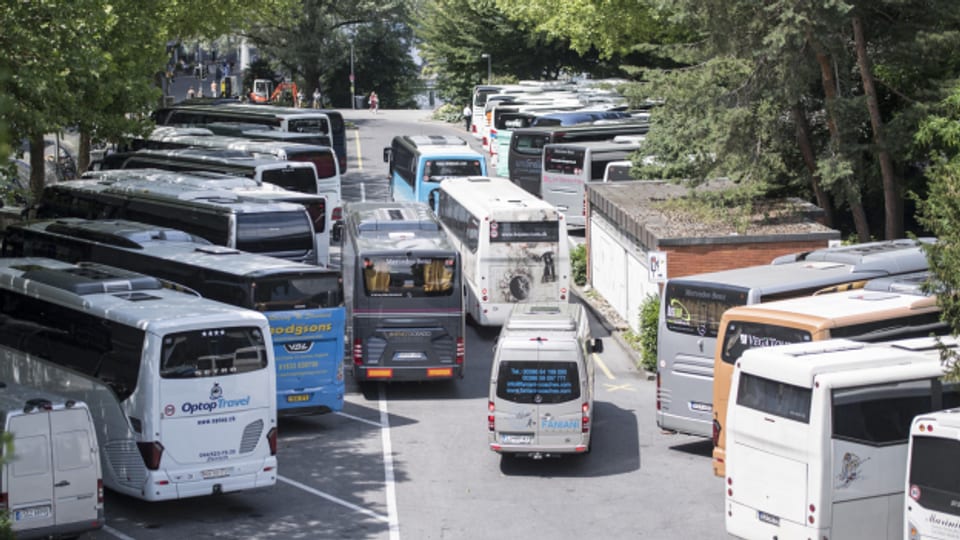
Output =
[
  {"x1": 496, "y1": 360, "x2": 581, "y2": 404},
  {"x1": 159, "y1": 327, "x2": 268, "y2": 379},
  {"x1": 253, "y1": 274, "x2": 342, "y2": 310},
  {"x1": 544, "y1": 146, "x2": 585, "y2": 174},
  {"x1": 362, "y1": 255, "x2": 456, "y2": 297},
  {"x1": 424, "y1": 160, "x2": 483, "y2": 183},
  {"x1": 513, "y1": 133, "x2": 549, "y2": 155},
  {"x1": 262, "y1": 167, "x2": 321, "y2": 193},
  {"x1": 910, "y1": 436, "x2": 960, "y2": 515}
]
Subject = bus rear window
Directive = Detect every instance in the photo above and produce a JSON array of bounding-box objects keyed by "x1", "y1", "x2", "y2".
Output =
[
  {"x1": 423, "y1": 160, "x2": 483, "y2": 183},
  {"x1": 544, "y1": 147, "x2": 585, "y2": 174},
  {"x1": 288, "y1": 118, "x2": 330, "y2": 134},
  {"x1": 254, "y1": 273, "x2": 342, "y2": 310},
  {"x1": 262, "y1": 167, "x2": 321, "y2": 194},
  {"x1": 287, "y1": 152, "x2": 336, "y2": 183},
  {"x1": 664, "y1": 282, "x2": 748, "y2": 338},
  {"x1": 490, "y1": 221, "x2": 559, "y2": 243},
  {"x1": 160, "y1": 327, "x2": 268, "y2": 378},
  {"x1": 513, "y1": 134, "x2": 549, "y2": 155},
  {"x1": 236, "y1": 211, "x2": 314, "y2": 254},
  {"x1": 362, "y1": 256, "x2": 456, "y2": 297},
  {"x1": 736, "y1": 372, "x2": 811, "y2": 423},
  {"x1": 909, "y1": 435, "x2": 960, "y2": 515},
  {"x1": 495, "y1": 360, "x2": 581, "y2": 404},
  {"x1": 720, "y1": 321, "x2": 812, "y2": 365}
]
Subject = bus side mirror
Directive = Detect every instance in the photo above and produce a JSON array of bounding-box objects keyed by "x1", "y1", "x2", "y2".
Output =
[
  {"x1": 382, "y1": 148, "x2": 391, "y2": 163},
  {"x1": 592, "y1": 338, "x2": 604, "y2": 354},
  {"x1": 428, "y1": 190, "x2": 437, "y2": 212}
]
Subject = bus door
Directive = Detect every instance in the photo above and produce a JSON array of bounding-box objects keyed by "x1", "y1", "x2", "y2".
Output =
[{"x1": 157, "y1": 327, "x2": 272, "y2": 475}]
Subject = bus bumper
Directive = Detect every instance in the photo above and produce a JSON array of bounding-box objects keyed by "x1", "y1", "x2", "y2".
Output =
[
  {"x1": 137, "y1": 457, "x2": 277, "y2": 501},
  {"x1": 353, "y1": 365, "x2": 463, "y2": 382}
]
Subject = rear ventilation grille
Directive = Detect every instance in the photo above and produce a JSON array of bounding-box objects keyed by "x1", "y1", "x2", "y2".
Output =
[
  {"x1": 240, "y1": 419, "x2": 264, "y2": 454},
  {"x1": 21, "y1": 263, "x2": 162, "y2": 295}
]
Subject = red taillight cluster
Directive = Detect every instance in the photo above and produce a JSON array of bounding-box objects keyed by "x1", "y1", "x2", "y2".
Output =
[
  {"x1": 456, "y1": 337, "x2": 465, "y2": 365},
  {"x1": 353, "y1": 338, "x2": 363, "y2": 366},
  {"x1": 560, "y1": 287, "x2": 567, "y2": 301},
  {"x1": 808, "y1": 503, "x2": 816, "y2": 525},
  {"x1": 581, "y1": 402, "x2": 590, "y2": 433},
  {"x1": 488, "y1": 401, "x2": 495, "y2": 432},
  {"x1": 332, "y1": 206, "x2": 343, "y2": 222},
  {"x1": 97, "y1": 479, "x2": 104, "y2": 504},
  {"x1": 267, "y1": 427, "x2": 278, "y2": 456},
  {"x1": 919, "y1": 423, "x2": 935, "y2": 432},
  {"x1": 481, "y1": 288, "x2": 488, "y2": 302},
  {"x1": 727, "y1": 476, "x2": 732, "y2": 497},
  {"x1": 712, "y1": 419, "x2": 721, "y2": 447},
  {"x1": 136, "y1": 441, "x2": 164, "y2": 470},
  {"x1": 656, "y1": 372, "x2": 662, "y2": 411}
]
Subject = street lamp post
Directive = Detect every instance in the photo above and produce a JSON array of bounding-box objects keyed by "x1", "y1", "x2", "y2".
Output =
[
  {"x1": 481, "y1": 53, "x2": 491, "y2": 85},
  {"x1": 350, "y1": 39, "x2": 355, "y2": 109}
]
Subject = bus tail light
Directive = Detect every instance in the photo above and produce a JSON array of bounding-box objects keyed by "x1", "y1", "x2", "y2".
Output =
[
  {"x1": 582, "y1": 402, "x2": 590, "y2": 433},
  {"x1": 456, "y1": 337, "x2": 465, "y2": 365},
  {"x1": 136, "y1": 441, "x2": 164, "y2": 470},
  {"x1": 488, "y1": 401, "x2": 495, "y2": 431},
  {"x1": 808, "y1": 503, "x2": 816, "y2": 525},
  {"x1": 560, "y1": 287, "x2": 567, "y2": 301},
  {"x1": 712, "y1": 419, "x2": 721, "y2": 447},
  {"x1": 0, "y1": 491, "x2": 7, "y2": 511},
  {"x1": 727, "y1": 476, "x2": 732, "y2": 497},
  {"x1": 332, "y1": 206, "x2": 343, "y2": 222},
  {"x1": 267, "y1": 427, "x2": 278, "y2": 456},
  {"x1": 353, "y1": 338, "x2": 363, "y2": 365},
  {"x1": 97, "y1": 479, "x2": 104, "y2": 504}
]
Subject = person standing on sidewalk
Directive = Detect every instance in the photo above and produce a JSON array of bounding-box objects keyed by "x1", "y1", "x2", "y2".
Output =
[
  {"x1": 369, "y1": 91, "x2": 379, "y2": 114},
  {"x1": 462, "y1": 104, "x2": 472, "y2": 131}
]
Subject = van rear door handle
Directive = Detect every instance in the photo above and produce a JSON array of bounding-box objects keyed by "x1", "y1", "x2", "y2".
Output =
[{"x1": 54, "y1": 480, "x2": 70, "y2": 487}]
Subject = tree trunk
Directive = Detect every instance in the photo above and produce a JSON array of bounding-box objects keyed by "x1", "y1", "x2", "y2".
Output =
[
  {"x1": 792, "y1": 104, "x2": 834, "y2": 227},
  {"x1": 808, "y1": 33, "x2": 871, "y2": 241},
  {"x1": 78, "y1": 131, "x2": 91, "y2": 174},
  {"x1": 852, "y1": 14, "x2": 902, "y2": 239},
  {"x1": 28, "y1": 132, "x2": 45, "y2": 204}
]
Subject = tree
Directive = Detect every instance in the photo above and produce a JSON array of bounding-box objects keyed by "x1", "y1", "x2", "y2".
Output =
[{"x1": 415, "y1": 0, "x2": 633, "y2": 104}]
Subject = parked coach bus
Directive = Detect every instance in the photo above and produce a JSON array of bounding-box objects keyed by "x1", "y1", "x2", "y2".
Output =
[
  {"x1": 342, "y1": 201, "x2": 465, "y2": 382},
  {"x1": 2, "y1": 218, "x2": 346, "y2": 416},
  {"x1": 433, "y1": 176, "x2": 571, "y2": 326},
  {"x1": 508, "y1": 122, "x2": 649, "y2": 197},
  {"x1": 725, "y1": 337, "x2": 958, "y2": 540},
  {"x1": 541, "y1": 138, "x2": 642, "y2": 227},
  {"x1": 34, "y1": 177, "x2": 319, "y2": 265},
  {"x1": 905, "y1": 406, "x2": 960, "y2": 539},
  {"x1": 384, "y1": 135, "x2": 486, "y2": 204},
  {"x1": 656, "y1": 238, "x2": 933, "y2": 438},
  {"x1": 0, "y1": 258, "x2": 278, "y2": 501},
  {"x1": 710, "y1": 271, "x2": 948, "y2": 477},
  {"x1": 153, "y1": 102, "x2": 347, "y2": 172}
]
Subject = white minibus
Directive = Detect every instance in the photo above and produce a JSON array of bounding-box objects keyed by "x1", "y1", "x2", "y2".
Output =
[
  {"x1": 725, "y1": 337, "x2": 958, "y2": 540},
  {"x1": 905, "y1": 406, "x2": 960, "y2": 539}
]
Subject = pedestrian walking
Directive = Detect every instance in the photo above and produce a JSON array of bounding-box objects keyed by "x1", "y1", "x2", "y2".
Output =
[
  {"x1": 462, "y1": 104, "x2": 473, "y2": 131},
  {"x1": 369, "y1": 91, "x2": 379, "y2": 114},
  {"x1": 313, "y1": 88, "x2": 322, "y2": 109},
  {"x1": 186, "y1": 87, "x2": 196, "y2": 100}
]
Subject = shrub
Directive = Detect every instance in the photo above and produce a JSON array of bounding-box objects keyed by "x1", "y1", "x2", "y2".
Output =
[
  {"x1": 431, "y1": 103, "x2": 462, "y2": 124},
  {"x1": 571, "y1": 244, "x2": 587, "y2": 286},
  {"x1": 638, "y1": 294, "x2": 659, "y2": 372}
]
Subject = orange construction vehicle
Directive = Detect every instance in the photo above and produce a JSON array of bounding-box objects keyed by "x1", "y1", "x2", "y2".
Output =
[{"x1": 249, "y1": 79, "x2": 301, "y2": 107}]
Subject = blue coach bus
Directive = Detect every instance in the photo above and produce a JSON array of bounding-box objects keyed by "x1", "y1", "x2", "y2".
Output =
[
  {"x1": 384, "y1": 135, "x2": 486, "y2": 204},
  {"x1": 2, "y1": 218, "x2": 346, "y2": 416}
]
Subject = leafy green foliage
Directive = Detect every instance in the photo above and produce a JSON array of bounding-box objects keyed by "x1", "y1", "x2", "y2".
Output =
[
  {"x1": 571, "y1": 244, "x2": 587, "y2": 286},
  {"x1": 638, "y1": 294, "x2": 659, "y2": 373}
]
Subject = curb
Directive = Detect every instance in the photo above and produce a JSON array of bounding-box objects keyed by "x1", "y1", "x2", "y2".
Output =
[{"x1": 570, "y1": 286, "x2": 655, "y2": 380}]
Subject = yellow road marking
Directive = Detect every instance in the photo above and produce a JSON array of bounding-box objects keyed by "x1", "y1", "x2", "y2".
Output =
[
  {"x1": 604, "y1": 383, "x2": 635, "y2": 392},
  {"x1": 593, "y1": 352, "x2": 614, "y2": 380},
  {"x1": 353, "y1": 127, "x2": 363, "y2": 171}
]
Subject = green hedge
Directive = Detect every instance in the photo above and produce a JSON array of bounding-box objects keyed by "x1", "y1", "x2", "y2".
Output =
[
  {"x1": 571, "y1": 244, "x2": 587, "y2": 286},
  {"x1": 638, "y1": 294, "x2": 659, "y2": 372}
]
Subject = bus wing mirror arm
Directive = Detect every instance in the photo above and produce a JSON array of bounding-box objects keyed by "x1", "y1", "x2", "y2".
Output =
[
  {"x1": 592, "y1": 338, "x2": 604, "y2": 354},
  {"x1": 383, "y1": 148, "x2": 391, "y2": 163},
  {"x1": 429, "y1": 190, "x2": 438, "y2": 212}
]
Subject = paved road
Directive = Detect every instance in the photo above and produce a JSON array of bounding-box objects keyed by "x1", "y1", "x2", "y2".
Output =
[{"x1": 86, "y1": 108, "x2": 729, "y2": 540}]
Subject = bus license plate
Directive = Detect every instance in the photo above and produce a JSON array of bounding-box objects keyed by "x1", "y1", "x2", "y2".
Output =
[
  {"x1": 286, "y1": 394, "x2": 311, "y2": 403},
  {"x1": 394, "y1": 352, "x2": 425, "y2": 361},
  {"x1": 202, "y1": 467, "x2": 233, "y2": 480},
  {"x1": 14, "y1": 505, "x2": 51, "y2": 521},
  {"x1": 757, "y1": 511, "x2": 780, "y2": 526},
  {"x1": 501, "y1": 434, "x2": 533, "y2": 444}
]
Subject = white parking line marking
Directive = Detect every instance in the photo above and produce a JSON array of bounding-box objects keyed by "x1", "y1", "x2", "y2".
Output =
[
  {"x1": 104, "y1": 525, "x2": 136, "y2": 540},
  {"x1": 336, "y1": 410, "x2": 383, "y2": 428},
  {"x1": 593, "y1": 352, "x2": 615, "y2": 380},
  {"x1": 279, "y1": 475, "x2": 389, "y2": 523},
  {"x1": 379, "y1": 384, "x2": 401, "y2": 540},
  {"x1": 354, "y1": 128, "x2": 363, "y2": 171}
]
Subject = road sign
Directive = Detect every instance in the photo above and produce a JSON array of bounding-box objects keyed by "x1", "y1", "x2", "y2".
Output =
[
  {"x1": 648, "y1": 251, "x2": 667, "y2": 283},
  {"x1": 349, "y1": 74, "x2": 355, "y2": 83}
]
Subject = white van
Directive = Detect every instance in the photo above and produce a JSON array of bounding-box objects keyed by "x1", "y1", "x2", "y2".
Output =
[
  {"x1": 488, "y1": 303, "x2": 603, "y2": 458},
  {"x1": 0, "y1": 382, "x2": 103, "y2": 539}
]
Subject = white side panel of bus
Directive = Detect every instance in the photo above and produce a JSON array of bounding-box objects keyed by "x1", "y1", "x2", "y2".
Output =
[{"x1": 830, "y1": 438, "x2": 905, "y2": 539}]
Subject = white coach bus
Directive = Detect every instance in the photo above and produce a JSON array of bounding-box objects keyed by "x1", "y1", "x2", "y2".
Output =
[
  {"x1": 433, "y1": 176, "x2": 570, "y2": 326},
  {"x1": 0, "y1": 258, "x2": 278, "y2": 501},
  {"x1": 724, "y1": 337, "x2": 957, "y2": 540}
]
